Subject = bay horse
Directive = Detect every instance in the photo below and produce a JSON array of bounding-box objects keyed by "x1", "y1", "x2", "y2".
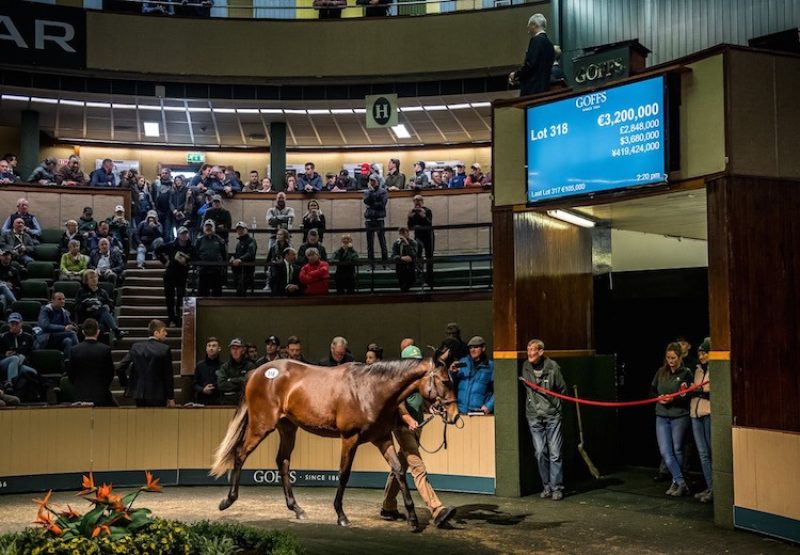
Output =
[{"x1": 210, "y1": 351, "x2": 459, "y2": 532}]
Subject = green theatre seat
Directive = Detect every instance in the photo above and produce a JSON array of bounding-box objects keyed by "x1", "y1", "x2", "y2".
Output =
[
  {"x1": 39, "y1": 229, "x2": 63, "y2": 244},
  {"x1": 53, "y1": 280, "x2": 81, "y2": 300},
  {"x1": 33, "y1": 244, "x2": 60, "y2": 262},
  {"x1": 20, "y1": 280, "x2": 50, "y2": 303},
  {"x1": 25, "y1": 261, "x2": 57, "y2": 284},
  {"x1": 11, "y1": 299, "x2": 44, "y2": 322},
  {"x1": 97, "y1": 281, "x2": 115, "y2": 299},
  {"x1": 28, "y1": 350, "x2": 65, "y2": 378}
]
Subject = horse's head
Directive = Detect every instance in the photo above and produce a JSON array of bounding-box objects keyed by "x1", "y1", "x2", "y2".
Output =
[{"x1": 419, "y1": 347, "x2": 459, "y2": 424}]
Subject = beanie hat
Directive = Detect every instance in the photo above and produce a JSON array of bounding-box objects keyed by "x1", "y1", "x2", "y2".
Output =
[{"x1": 401, "y1": 345, "x2": 423, "y2": 360}]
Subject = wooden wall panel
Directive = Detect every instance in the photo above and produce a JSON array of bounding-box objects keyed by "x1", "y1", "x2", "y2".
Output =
[
  {"x1": 492, "y1": 207, "x2": 516, "y2": 351},
  {"x1": 0, "y1": 186, "x2": 130, "y2": 231},
  {"x1": 705, "y1": 177, "x2": 731, "y2": 351}
]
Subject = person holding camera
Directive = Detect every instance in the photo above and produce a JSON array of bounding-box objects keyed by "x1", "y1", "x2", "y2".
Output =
[
  {"x1": 407, "y1": 195, "x2": 434, "y2": 287},
  {"x1": 301, "y1": 200, "x2": 326, "y2": 243},
  {"x1": 452, "y1": 336, "x2": 494, "y2": 415},
  {"x1": 391, "y1": 227, "x2": 418, "y2": 292}
]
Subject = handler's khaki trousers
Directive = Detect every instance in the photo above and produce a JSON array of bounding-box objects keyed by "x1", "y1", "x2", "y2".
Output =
[{"x1": 382, "y1": 427, "x2": 444, "y2": 517}]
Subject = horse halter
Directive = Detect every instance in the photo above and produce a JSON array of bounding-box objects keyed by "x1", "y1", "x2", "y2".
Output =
[{"x1": 424, "y1": 364, "x2": 456, "y2": 419}]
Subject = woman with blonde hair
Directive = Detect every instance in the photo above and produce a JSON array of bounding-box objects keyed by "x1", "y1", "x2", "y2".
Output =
[{"x1": 691, "y1": 338, "x2": 713, "y2": 503}]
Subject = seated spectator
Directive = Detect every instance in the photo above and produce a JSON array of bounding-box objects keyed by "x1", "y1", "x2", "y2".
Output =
[
  {"x1": 356, "y1": 0, "x2": 390, "y2": 16},
  {"x1": 332, "y1": 233, "x2": 359, "y2": 295},
  {"x1": 410, "y1": 161, "x2": 430, "y2": 189},
  {"x1": 0, "y1": 386, "x2": 20, "y2": 407},
  {"x1": 2, "y1": 198, "x2": 42, "y2": 242},
  {"x1": 392, "y1": 227, "x2": 418, "y2": 292},
  {"x1": 256, "y1": 335, "x2": 282, "y2": 365},
  {"x1": 245, "y1": 343, "x2": 259, "y2": 364},
  {"x1": 67, "y1": 318, "x2": 117, "y2": 406},
  {"x1": 453, "y1": 336, "x2": 495, "y2": 415},
  {"x1": 231, "y1": 221, "x2": 257, "y2": 297},
  {"x1": 2, "y1": 218, "x2": 37, "y2": 267},
  {"x1": 301, "y1": 200, "x2": 326, "y2": 243},
  {"x1": 0, "y1": 312, "x2": 38, "y2": 392},
  {"x1": 58, "y1": 219, "x2": 85, "y2": 257},
  {"x1": 270, "y1": 247, "x2": 302, "y2": 297},
  {"x1": 78, "y1": 206, "x2": 98, "y2": 240},
  {"x1": 89, "y1": 221, "x2": 124, "y2": 254},
  {"x1": 106, "y1": 205, "x2": 132, "y2": 254},
  {"x1": 298, "y1": 229, "x2": 328, "y2": 266},
  {"x1": 285, "y1": 335, "x2": 309, "y2": 363},
  {"x1": 256, "y1": 176, "x2": 273, "y2": 193},
  {"x1": 298, "y1": 162, "x2": 323, "y2": 192},
  {"x1": 385, "y1": 158, "x2": 406, "y2": 191},
  {"x1": 75, "y1": 269, "x2": 125, "y2": 340},
  {"x1": 465, "y1": 163, "x2": 489, "y2": 187},
  {"x1": 193, "y1": 336, "x2": 222, "y2": 405},
  {"x1": 35, "y1": 291, "x2": 80, "y2": 359},
  {"x1": 440, "y1": 322, "x2": 468, "y2": 360},
  {"x1": 335, "y1": 169, "x2": 357, "y2": 191},
  {"x1": 448, "y1": 163, "x2": 466, "y2": 189},
  {"x1": 27, "y1": 156, "x2": 58, "y2": 185},
  {"x1": 89, "y1": 158, "x2": 117, "y2": 187},
  {"x1": 55, "y1": 154, "x2": 88, "y2": 187},
  {"x1": 216, "y1": 338, "x2": 256, "y2": 405},
  {"x1": 0, "y1": 250, "x2": 20, "y2": 310},
  {"x1": 319, "y1": 336, "x2": 354, "y2": 367},
  {"x1": 204, "y1": 195, "x2": 232, "y2": 244},
  {"x1": 299, "y1": 248, "x2": 330, "y2": 296},
  {"x1": 0, "y1": 158, "x2": 20, "y2": 184},
  {"x1": 89, "y1": 238, "x2": 126, "y2": 286},
  {"x1": 314, "y1": 0, "x2": 346, "y2": 18},
  {"x1": 365, "y1": 343, "x2": 383, "y2": 364},
  {"x1": 59, "y1": 239, "x2": 89, "y2": 281},
  {"x1": 285, "y1": 174, "x2": 298, "y2": 192},
  {"x1": 135, "y1": 210, "x2": 165, "y2": 269}
]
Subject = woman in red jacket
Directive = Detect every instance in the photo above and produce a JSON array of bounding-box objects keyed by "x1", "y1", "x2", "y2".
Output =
[{"x1": 299, "y1": 248, "x2": 330, "y2": 296}]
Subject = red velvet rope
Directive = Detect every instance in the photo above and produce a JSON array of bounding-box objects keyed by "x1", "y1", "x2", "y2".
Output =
[{"x1": 519, "y1": 377, "x2": 710, "y2": 408}]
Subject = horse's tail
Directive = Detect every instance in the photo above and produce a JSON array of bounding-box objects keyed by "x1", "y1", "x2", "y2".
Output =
[{"x1": 209, "y1": 400, "x2": 249, "y2": 478}]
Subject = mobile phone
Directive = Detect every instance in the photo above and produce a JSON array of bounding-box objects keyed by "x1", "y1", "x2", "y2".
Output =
[{"x1": 452, "y1": 362, "x2": 467, "y2": 368}]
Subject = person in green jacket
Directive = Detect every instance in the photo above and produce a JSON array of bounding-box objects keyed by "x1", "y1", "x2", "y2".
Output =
[
  {"x1": 59, "y1": 239, "x2": 89, "y2": 281},
  {"x1": 216, "y1": 338, "x2": 256, "y2": 405},
  {"x1": 651, "y1": 342, "x2": 694, "y2": 497}
]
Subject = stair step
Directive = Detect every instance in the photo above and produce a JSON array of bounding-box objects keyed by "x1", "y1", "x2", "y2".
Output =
[
  {"x1": 120, "y1": 326, "x2": 181, "y2": 336},
  {"x1": 124, "y1": 277, "x2": 164, "y2": 287},
  {"x1": 125, "y1": 260, "x2": 165, "y2": 270},
  {"x1": 118, "y1": 315, "x2": 176, "y2": 327},
  {"x1": 123, "y1": 268, "x2": 165, "y2": 278},
  {"x1": 117, "y1": 306, "x2": 169, "y2": 316},
  {"x1": 118, "y1": 295, "x2": 167, "y2": 303}
]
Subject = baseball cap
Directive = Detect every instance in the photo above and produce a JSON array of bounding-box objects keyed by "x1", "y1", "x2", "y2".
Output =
[
  {"x1": 44, "y1": 156, "x2": 57, "y2": 165},
  {"x1": 0, "y1": 249, "x2": 11, "y2": 256},
  {"x1": 445, "y1": 322, "x2": 460, "y2": 334},
  {"x1": 369, "y1": 173, "x2": 380, "y2": 183},
  {"x1": 265, "y1": 335, "x2": 280, "y2": 345},
  {"x1": 235, "y1": 221, "x2": 247, "y2": 229},
  {"x1": 467, "y1": 336, "x2": 486, "y2": 347},
  {"x1": 7, "y1": 312, "x2": 22, "y2": 323},
  {"x1": 229, "y1": 338, "x2": 244, "y2": 347},
  {"x1": 177, "y1": 226, "x2": 189, "y2": 235},
  {"x1": 471, "y1": 162, "x2": 482, "y2": 170},
  {"x1": 203, "y1": 219, "x2": 215, "y2": 228},
  {"x1": 212, "y1": 194, "x2": 222, "y2": 202},
  {"x1": 401, "y1": 345, "x2": 423, "y2": 360},
  {"x1": 146, "y1": 210, "x2": 158, "y2": 219},
  {"x1": 114, "y1": 204, "x2": 124, "y2": 213},
  {"x1": 339, "y1": 169, "x2": 349, "y2": 177}
]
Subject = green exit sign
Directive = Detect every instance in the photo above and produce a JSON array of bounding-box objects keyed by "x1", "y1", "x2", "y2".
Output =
[{"x1": 186, "y1": 152, "x2": 205, "y2": 163}]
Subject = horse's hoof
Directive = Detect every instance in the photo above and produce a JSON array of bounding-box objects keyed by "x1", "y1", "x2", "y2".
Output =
[
  {"x1": 219, "y1": 498, "x2": 234, "y2": 511},
  {"x1": 337, "y1": 516, "x2": 350, "y2": 527},
  {"x1": 295, "y1": 509, "x2": 307, "y2": 520},
  {"x1": 408, "y1": 519, "x2": 420, "y2": 533}
]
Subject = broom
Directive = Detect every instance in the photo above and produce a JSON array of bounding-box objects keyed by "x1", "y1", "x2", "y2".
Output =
[{"x1": 573, "y1": 385, "x2": 601, "y2": 479}]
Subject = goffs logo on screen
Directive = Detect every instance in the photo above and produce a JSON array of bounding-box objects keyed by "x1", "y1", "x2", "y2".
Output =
[{"x1": 575, "y1": 92, "x2": 608, "y2": 109}]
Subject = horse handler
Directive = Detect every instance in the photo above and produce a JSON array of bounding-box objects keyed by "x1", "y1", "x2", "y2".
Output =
[{"x1": 381, "y1": 345, "x2": 457, "y2": 528}]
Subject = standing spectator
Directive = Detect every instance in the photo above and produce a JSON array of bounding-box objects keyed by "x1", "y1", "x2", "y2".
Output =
[
  {"x1": 89, "y1": 159, "x2": 117, "y2": 187},
  {"x1": 27, "y1": 156, "x2": 58, "y2": 185},
  {"x1": 508, "y1": 13, "x2": 555, "y2": 96},
  {"x1": 219, "y1": 166, "x2": 242, "y2": 197},
  {"x1": 35, "y1": 292, "x2": 80, "y2": 359},
  {"x1": 117, "y1": 319, "x2": 175, "y2": 407},
  {"x1": 285, "y1": 336, "x2": 309, "y2": 363},
  {"x1": 263, "y1": 228, "x2": 292, "y2": 294},
  {"x1": 58, "y1": 220, "x2": 85, "y2": 258},
  {"x1": 2, "y1": 218, "x2": 36, "y2": 266},
  {"x1": 323, "y1": 173, "x2": 338, "y2": 192},
  {"x1": 364, "y1": 174, "x2": 388, "y2": 266},
  {"x1": 189, "y1": 164, "x2": 213, "y2": 189},
  {"x1": 2, "y1": 154, "x2": 20, "y2": 181},
  {"x1": 336, "y1": 169, "x2": 357, "y2": 191},
  {"x1": 193, "y1": 336, "x2": 222, "y2": 405},
  {"x1": 75, "y1": 270, "x2": 125, "y2": 340},
  {"x1": 381, "y1": 344, "x2": 457, "y2": 528},
  {"x1": 298, "y1": 229, "x2": 328, "y2": 266},
  {"x1": 385, "y1": 158, "x2": 406, "y2": 191},
  {"x1": 256, "y1": 177, "x2": 274, "y2": 193},
  {"x1": 409, "y1": 161, "x2": 430, "y2": 189},
  {"x1": 170, "y1": 175, "x2": 190, "y2": 231},
  {"x1": 407, "y1": 195, "x2": 434, "y2": 287},
  {"x1": 301, "y1": 200, "x2": 326, "y2": 243},
  {"x1": 156, "y1": 226, "x2": 195, "y2": 327},
  {"x1": 78, "y1": 206, "x2": 98, "y2": 241},
  {"x1": 216, "y1": 338, "x2": 256, "y2": 405},
  {"x1": 285, "y1": 174, "x2": 298, "y2": 192},
  {"x1": 153, "y1": 168, "x2": 175, "y2": 242},
  {"x1": 55, "y1": 155, "x2": 88, "y2": 186},
  {"x1": 298, "y1": 162, "x2": 323, "y2": 192},
  {"x1": 453, "y1": 336, "x2": 494, "y2": 414},
  {"x1": 313, "y1": 0, "x2": 346, "y2": 18},
  {"x1": 448, "y1": 163, "x2": 467, "y2": 189},
  {"x1": 365, "y1": 343, "x2": 383, "y2": 364},
  {"x1": 332, "y1": 233, "x2": 359, "y2": 295},
  {"x1": 266, "y1": 192, "x2": 295, "y2": 249},
  {"x1": 194, "y1": 220, "x2": 227, "y2": 297},
  {"x1": 256, "y1": 335, "x2": 282, "y2": 365},
  {"x1": 106, "y1": 205, "x2": 132, "y2": 255},
  {"x1": 59, "y1": 239, "x2": 89, "y2": 281},
  {"x1": 0, "y1": 159, "x2": 19, "y2": 184},
  {"x1": 465, "y1": 163, "x2": 488, "y2": 187},
  {"x1": 441, "y1": 166, "x2": 455, "y2": 189},
  {"x1": 299, "y1": 248, "x2": 329, "y2": 296},
  {"x1": 245, "y1": 344, "x2": 259, "y2": 363},
  {"x1": 205, "y1": 195, "x2": 232, "y2": 245},
  {"x1": 133, "y1": 176, "x2": 154, "y2": 225},
  {"x1": 88, "y1": 238, "x2": 126, "y2": 286},
  {"x1": 0, "y1": 312, "x2": 38, "y2": 390},
  {"x1": 319, "y1": 336, "x2": 354, "y2": 366},
  {"x1": 691, "y1": 337, "x2": 713, "y2": 503},
  {"x1": 551, "y1": 45, "x2": 565, "y2": 82},
  {"x1": 523, "y1": 339, "x2": 566, "y2": 500},
  {"x1": 135, "y1": 210, "x2": 164, "y2": 269},
  {"x1": 68, "y1": 318, "x2": 116, "y2": 406},
  {"x1": 231, "y1": 221, "x2": 257, "y2": 297},
  {"x1": 357, "y1": 0, "x2": 390, "y2": 17},
  {"x1": 651, "y1": 342, "x2": 694, "y2": 498},
  {"x1": 391, "y1": 227, "x2": 417, "y2": 292},
  {"x1": 0, "y1": 250, "x2": 21, "y2": 310},
  {"x1": 2, "y1": 198, "x2": 42, "y2": 241},
  {"x1": 440, "y1": 322, "x2": 468, "y2": 361},
  {"x1": 676, "y1": 336, "x2": 698, "y2": 372},
  {"x1": 430, "y1": 171, "x2": 446, "y2": 189},
  {"x1": 269, "y1": 247, "x2": 302, "y2": 297}
]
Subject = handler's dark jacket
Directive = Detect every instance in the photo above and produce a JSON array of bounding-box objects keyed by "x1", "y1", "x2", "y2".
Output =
[
  {"x1": 194, "y1": 233, "x2": 227, "y2": 274},
  {"x1": 156, "y1": 238, "x2": 196, "y2": 281},
  {"x1": 193, "y1": 355, "x2": 221, "y2": 405},
  {"x1": 522, "y1": 356, "x2": 566, "y2": 419},
  {"x1": 216, "y1": 357, "x2": 256, "y2": 405},
  {"x1": 233, "y1": 233, "x2": 257, "y2": 269}
]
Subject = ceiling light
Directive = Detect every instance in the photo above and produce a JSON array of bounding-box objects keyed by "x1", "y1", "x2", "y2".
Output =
[
  {"x1": 138, "y1": 105, "x2": 161, "y2": 111},
  {"x1": 237, "y1": 108, "x2": 260, "y2": 114},
  {"x1": 399, "y1": 106, "x2": 423, "y2": 112},
  {"x1": 391, "y1": 124, "x2": 411, "y2": 139},
  {"x1": 188, "y1": 107, "x2": 211, "y2": 112},
  {"x1": 353, "y1": 108, "x2": 366, "y2": 114},
  {"x1": 213, "y1": 108, "x2": 236, "y2": 114},
  {"x1": 1, "y1": 94, "x2": 29, "y2": 102},
  {"x1": 143, "y1": 121, "x2": 160, "y2": 137},
  {"x1": 163, "y1": 106, "x2": 185, "y2": 112},
  {"x1": 30, "y1": 97, "x2": 58, "y2": 104},
  {"x1": 330, "y1": 108, "x2": 353, "y2": 114},
  {"x1": 260, "y1": 108, "x2": 283, "y2": 114},
  {"x1": 447, "y1": 103, "x2": 471, "y2": 110},
  {"x1": 86, "y1": 101, "x2": 111, "y2": 108},
  {"x1": 284, "y1": 109, "x2": 307, "y2": 115},
  {"x1": 470, "y1": 102, "x2": 491, "y2": 108},
  {"x1": 546, "y1": 209, "x2": 596, "y2": 228},
  {"x1": 60, "y1": 99, "x2": 84, "y2": 106},
  {"x1": 113, "y1": 103, "x2": 137, "y2": 110},
  {"x1": 424, "y1": 105, "x2": 447, "y2": 111},
  {"x1": 307, "y1": 109, "x2": 331, "y2": 115}
]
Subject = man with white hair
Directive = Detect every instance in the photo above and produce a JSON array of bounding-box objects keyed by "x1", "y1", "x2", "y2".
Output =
[
  {"x1": 508, "y1": 13, "x2": 555, "y2": 96},
  {"x1": 319, "y1": 336, "x2": 355, "y2": 367}
]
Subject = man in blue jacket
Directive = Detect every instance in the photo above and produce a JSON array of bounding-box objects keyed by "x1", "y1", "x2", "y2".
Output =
[
  {"x1": 453, "y1": 335, "x2": 494, "y2": 415},
  {"x1": 298, "y1": 162, "x2": 323, "y2": 192}
]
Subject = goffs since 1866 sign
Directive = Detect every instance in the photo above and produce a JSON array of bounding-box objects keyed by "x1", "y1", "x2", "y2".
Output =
[{"x1": 365, "y1": 94, "x2": 398, "y2": 129}]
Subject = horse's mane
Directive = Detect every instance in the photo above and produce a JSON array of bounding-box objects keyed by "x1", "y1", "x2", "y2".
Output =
[{"x1": 348, "y1": 358, "x2": 426, "y2": 380}]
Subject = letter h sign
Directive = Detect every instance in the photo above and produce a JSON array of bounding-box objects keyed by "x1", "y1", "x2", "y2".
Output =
[{"x1": 365, "y1": 94, "x2": 398, "y2": 129}]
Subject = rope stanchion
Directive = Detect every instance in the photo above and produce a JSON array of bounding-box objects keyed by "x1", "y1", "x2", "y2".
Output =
[{"x1": 519, "y1": 377, "x2": 709, "y2": 408}]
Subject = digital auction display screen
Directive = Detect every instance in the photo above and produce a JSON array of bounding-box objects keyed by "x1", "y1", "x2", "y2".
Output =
[{"x1": 526, "y1": 75, "x2": 668, "y2": 203}]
